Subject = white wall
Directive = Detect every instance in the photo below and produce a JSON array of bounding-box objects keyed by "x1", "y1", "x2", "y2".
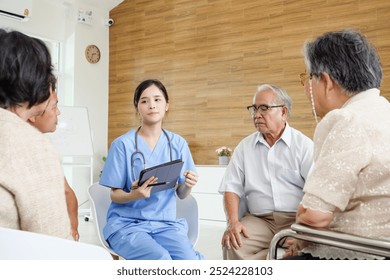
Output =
[{"x1": 0, "y1": 0, "x2": 123, "y2": 203}]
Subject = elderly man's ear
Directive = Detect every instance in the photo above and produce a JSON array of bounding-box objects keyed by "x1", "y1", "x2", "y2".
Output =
[{"x1": 282, "y1": 106, "x2": 288, "y2": 120}]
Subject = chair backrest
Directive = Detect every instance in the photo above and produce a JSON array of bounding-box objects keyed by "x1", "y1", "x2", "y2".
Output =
[
  {"x1": 88, "y1": 182, "x2": 120, "y2": 258},
  {"x1": 88, "y1": 182, "x2": 199, "y2": 258},
  {"x1": 238, "y1": 197, "x2": 248, "y2": 219},
  {"x1": 176, "y1": 193, "x2": 199, "y2": 245},
  {"x1": 0, "y1": 226, "x2": 112, "y2": 260}
]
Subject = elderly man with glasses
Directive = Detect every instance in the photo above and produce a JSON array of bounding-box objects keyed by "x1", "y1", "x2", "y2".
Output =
[{"x1": 219, "y1": 84, "x2": 313, "y2": 260}]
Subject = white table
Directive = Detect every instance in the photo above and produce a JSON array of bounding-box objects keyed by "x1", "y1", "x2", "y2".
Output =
[{"x1": 193, "y1": 165, "x2": 227, "y2": 223}]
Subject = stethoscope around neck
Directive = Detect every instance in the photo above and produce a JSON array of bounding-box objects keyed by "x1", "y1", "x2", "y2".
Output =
[{"x1": 130, "y1": 126, "x2": 173, "y2": 179}]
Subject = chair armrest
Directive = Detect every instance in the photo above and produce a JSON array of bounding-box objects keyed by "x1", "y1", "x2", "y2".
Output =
[
  {"x1": 291, "y1": 224, "x2": 390, "y2": 251},
  {"x1": 269, "y1": 223, "x2": 390, "y2": 260}
]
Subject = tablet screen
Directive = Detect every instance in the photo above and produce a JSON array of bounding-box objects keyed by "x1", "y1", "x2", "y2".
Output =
[{"x1": 138, "y1": 159, "x2": 184, "y2": 194}]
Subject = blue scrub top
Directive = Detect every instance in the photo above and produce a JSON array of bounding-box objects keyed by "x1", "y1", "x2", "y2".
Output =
[{"x1": 99, "y1": 129, "x2": 196, "y2": 238}]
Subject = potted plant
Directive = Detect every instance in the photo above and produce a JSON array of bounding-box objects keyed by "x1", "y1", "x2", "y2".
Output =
[{"x1": 215, "y1": 146, "x2": 232, "y2": 165}]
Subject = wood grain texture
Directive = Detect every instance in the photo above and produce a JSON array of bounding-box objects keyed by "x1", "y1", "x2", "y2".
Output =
[{"x1": 108, "y1": 0, "x2": 390, "y2": 164}]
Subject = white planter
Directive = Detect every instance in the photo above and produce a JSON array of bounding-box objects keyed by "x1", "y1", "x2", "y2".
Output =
[{"x1": 218, "y1": 156, "x2": 230, "y2": 165}]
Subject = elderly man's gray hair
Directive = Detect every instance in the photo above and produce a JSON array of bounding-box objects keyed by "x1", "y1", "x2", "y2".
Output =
[{"x1": 256, "y1": 84, "x2": 292, "y2": 118}]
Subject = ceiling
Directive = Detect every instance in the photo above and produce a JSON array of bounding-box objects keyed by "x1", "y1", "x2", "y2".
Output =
[{"x1": 53, "y1": 0, "x2": 124, "y2": 11}]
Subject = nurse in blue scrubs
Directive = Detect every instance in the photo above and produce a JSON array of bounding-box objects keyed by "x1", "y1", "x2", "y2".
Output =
[{"x1": 99, "y1": 79, "x2": 204, "y2": 260}]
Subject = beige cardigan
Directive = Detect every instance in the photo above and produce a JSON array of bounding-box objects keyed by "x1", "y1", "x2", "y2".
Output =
[
  {"x1": 301, "y1": 89, "x2": 390, "y2": 259},
  {"x1": 0, "y1": 108, "x2": 71, "y2": 240}
]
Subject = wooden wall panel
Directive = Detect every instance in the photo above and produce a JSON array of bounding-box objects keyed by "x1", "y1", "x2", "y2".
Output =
[{"x1": 109, "y1": 0, "x2": 390, "y2": 165}]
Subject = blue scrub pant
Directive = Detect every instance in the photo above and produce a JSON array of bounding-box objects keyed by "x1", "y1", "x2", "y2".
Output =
[{"x1": 107, "y1": 220, "x2": 204, "y2": 260}]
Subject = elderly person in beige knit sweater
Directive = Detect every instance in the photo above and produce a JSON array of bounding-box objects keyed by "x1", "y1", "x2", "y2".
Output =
[
  {"x1": 285, "y1": 29, "x2": 390, "y2": 260},
  {"x1": 0, "y1": 29, "x2": 71, "y2": 240}
]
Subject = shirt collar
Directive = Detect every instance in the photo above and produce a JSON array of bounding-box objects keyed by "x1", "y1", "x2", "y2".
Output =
[
  {"x1": 255, "y1": 122, "x2": 292, "y2": 148},
  {"x1": 341, "y1": 88, "x2": 380, "y2": 108}
]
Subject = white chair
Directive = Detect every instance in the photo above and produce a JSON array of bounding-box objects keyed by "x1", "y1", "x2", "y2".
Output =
[
  {"x1": 88, "y1": 182, "x2": 200, "y2": 259},
  {"x1": 0, "y1": 227, "x2": 112, "y2": 260},
  {"x1": 269, "y1": 223, "x2": 390, "y2": 260},
  {"x1": 176, "y1": 192, "x2": 199, "y2": 246},
  {"x1": 238, "y1": 197, "x2": 248, "y2": 219},
  {"x1": 88, "y1": 182, "x2": 121, "y2": 259}
]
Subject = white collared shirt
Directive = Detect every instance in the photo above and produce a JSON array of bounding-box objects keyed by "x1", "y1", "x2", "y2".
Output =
[{"x1": 219, "y1": 123, "x2": 313, "y2": 214}]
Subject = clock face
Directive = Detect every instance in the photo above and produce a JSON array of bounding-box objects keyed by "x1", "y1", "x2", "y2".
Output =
[{"x1": 85, "y1": 44, "x2": 101, "y2": 64}]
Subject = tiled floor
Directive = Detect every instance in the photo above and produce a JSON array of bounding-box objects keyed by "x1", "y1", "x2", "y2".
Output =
[{"x1": 78, "y1": 210, "x2": 226, "y2": 260}]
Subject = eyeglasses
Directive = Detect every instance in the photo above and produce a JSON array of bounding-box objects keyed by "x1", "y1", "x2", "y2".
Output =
[
  {"x1": 247, "y1": 104, "x2": 285, "y2": 116},
  {"x1": 299, "y1": 72, "x2": 313, "y2": 86}
]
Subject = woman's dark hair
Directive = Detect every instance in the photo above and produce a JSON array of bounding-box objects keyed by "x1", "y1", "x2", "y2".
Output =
[
  {"x1": 133, "y1": 79, "x2": 169, "y2": 108},
  {"x1": 49, "y1": 74, "x2": 57, "y2": 91},
  {"x1": 0, "y1": 29, "x2": 53, "y2": 109}
]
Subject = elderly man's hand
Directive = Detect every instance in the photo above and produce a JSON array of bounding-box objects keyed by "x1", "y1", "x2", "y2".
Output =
[{"x1": 221, "y1": 220, "x2": 250, "y2": 250}]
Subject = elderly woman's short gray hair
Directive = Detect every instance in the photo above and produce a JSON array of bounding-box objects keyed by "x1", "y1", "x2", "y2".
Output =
[{"x1": 303, "y1": 29, "x2": 382, "y2": 95}]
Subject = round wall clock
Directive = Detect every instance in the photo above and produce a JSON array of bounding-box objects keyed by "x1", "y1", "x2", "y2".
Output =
[{"x1": 85, "y1": 44, "x2": 101, "y2": 64}]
